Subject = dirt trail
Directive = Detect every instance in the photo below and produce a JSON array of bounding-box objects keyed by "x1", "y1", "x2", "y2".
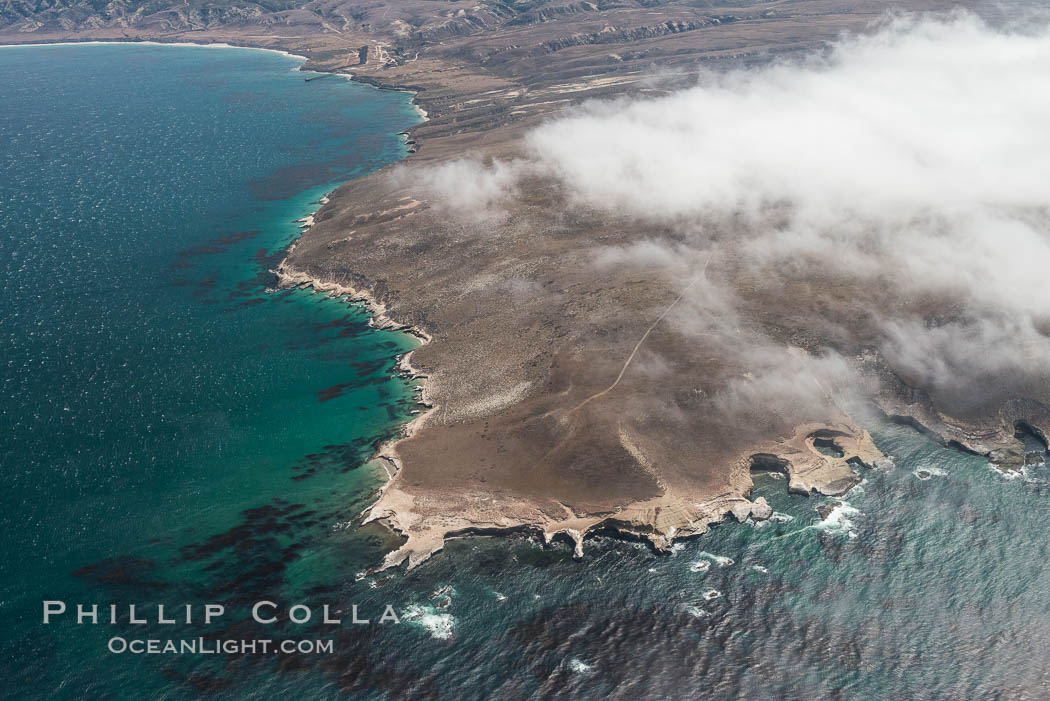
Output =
[{"x1": 568, "y1": 257, "x2": 710, "y2": 416}]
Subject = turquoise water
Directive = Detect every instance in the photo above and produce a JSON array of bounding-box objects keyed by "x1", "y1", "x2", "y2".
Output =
[
  {"x1": 0, "y1": 43, "x2": 421, "y2": 697},
  {"x1": 4, "y1": 43, "x2": 1050, "y2": 701}
]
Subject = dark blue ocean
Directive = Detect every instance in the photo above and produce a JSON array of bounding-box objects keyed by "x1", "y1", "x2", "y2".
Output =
[{"x1": 3, "y1": 43, "x2": 1050, "y2": 700}]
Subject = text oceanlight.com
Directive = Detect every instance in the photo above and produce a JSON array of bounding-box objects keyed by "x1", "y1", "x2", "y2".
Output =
[{"x1": 107, "y1": 637, "x2": 334, "y2": 655}]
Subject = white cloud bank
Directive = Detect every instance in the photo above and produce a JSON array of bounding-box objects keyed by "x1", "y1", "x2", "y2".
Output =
[
  {"x1": 531, "y1": 13, "x2": 1050, "y2": 402},
  {"x1": 526, "y1": 14, "x2": 1050, "y2": 225},
  {"x1": 416, "y1": 13, "x2": 1050, "y2": 410}
]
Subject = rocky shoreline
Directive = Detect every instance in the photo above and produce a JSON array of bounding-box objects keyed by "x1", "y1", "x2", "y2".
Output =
[
  {"x1": 277, "y1": 251, "x2": 889, "y2": 572},
  {"x1": 277, "y1": 231, "x2": 888, "y2": 571}
]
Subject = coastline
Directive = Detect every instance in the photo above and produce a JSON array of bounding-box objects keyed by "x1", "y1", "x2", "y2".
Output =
[
  {"x1": 0, "y1": 38, "x2": 432, "y2": 127},
  {"x1": 1, "y1": 47, "x2": 473, "y2": 697},
  {"x1": 275, "y1": 250, "x2": 885, "y2": 571},
  {"x1": 274, "y1": 257, "x2": 444, "y2": 561},
  {"x1": 9, "y1": 22, "x2": 1047, "y2": 576},
  {"x1": 1, "y1": 36, "x2": 443, "y2": 570},
  {"x1": 0, "y1": 40, "x2": 308, "y2": 62},
  {"x1": 274, "y1": 258, "x2": 438, "y2": 467},
  {"x1": 9, "y1": 12, "x2": 1050, "y2": 699},
  {"x1": 277, "y1": 146, "x2": 1048, "y2": 574}
]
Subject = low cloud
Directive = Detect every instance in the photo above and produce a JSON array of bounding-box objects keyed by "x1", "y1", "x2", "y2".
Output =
[
  {"x1": 403, "y1": 157, "x2": 521, "y2": 221},
  {"x1": 414, "y1": 12, "x2": 1050, "y2": 413},
  {"x1": 526, "y1": 14, "x2": 1050, "y2": 224},
  {"x1": 712, "y1": 346, "x2": 867, "y2": 423},
  {"x1": 592, "y1": 239, "x2": 700, "y2": 275},
  {"x1": 879, "y1": 315, "x2": 1050, "y2": 410}
]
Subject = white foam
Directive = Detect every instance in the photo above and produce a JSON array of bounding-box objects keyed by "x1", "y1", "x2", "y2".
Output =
[
  {"x1": 684, "y1": 605, "x2": 711, "y2": 618},
  {"x1": 1020, "y1": 463, "x2": 1039, "y2": 478},
  {"x1": 770, "y1": 512, "x2": 795, "y2": 523},
  {"x1": 815, "y1": 501, "x2": 861, "y2": 538},
  {"x1": 568, "y1": 658, "x2": 593, "y2": 673},
  {"x1": 430, "y1": 584, "x2": 455, "y2": 601},
  {"x1": 989, "y1": 462, "x2": 1023, "y2": 480},
  {"x1": 751, "y1": 565, "x2": 769, "y2": 574},
  {"x1": 698, "y1": 551, "x2": 734, "y2": 567},
  {"x1": 874, "y1": 457, "x2": 896, "y2": 470},
  {"x1": 846, "y1": 478, "x2": 868, "y2": 496},
  {"x1": 690, "y1": 560, "x2": 711, "y2": 573},
  {"x1": 403, "y1": 605, "x2": 454, "y2": 640},
  {"x1": 913, "y1": 466, "x2": 948, "y2": 481}
]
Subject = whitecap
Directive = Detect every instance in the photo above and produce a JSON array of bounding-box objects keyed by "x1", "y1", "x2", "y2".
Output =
[
  {"x1": 494, "y1": 592, "x2": 507, "y2": 602},
  {"x1": 684, "y1": 605, "x2": 711, "y2": 618},
  {"x1": 989, "y1": 462, "x2": 1023, "y2": 480},
  {"x1": 815, "y1": 501, "x2": 861, "y2": 537},
  {"x1": 846, "y1": 478, "x2": 868, "y2": 496},
  {"x1": 770, "y1": 512, "x2": 794, "y2": 523},
  {"x1": 751, "y1": 565, "x2": 769, "y2": 574},
  {"x1": 403, "y1": 604, "x2": 454, "y2": 640},
  {"x1": 874, "y1": 456, "x2": 896, "y2": 470}
]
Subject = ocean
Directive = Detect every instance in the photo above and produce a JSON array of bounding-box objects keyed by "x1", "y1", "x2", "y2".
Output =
[{"x1": 3, "y1": 43, "x2": 1050, "y2": 700}]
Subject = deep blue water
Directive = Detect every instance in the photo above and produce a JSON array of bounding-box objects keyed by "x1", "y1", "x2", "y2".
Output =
[{"x1": 4, "y1": 42, "x2": 1050, "y2": 701}]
